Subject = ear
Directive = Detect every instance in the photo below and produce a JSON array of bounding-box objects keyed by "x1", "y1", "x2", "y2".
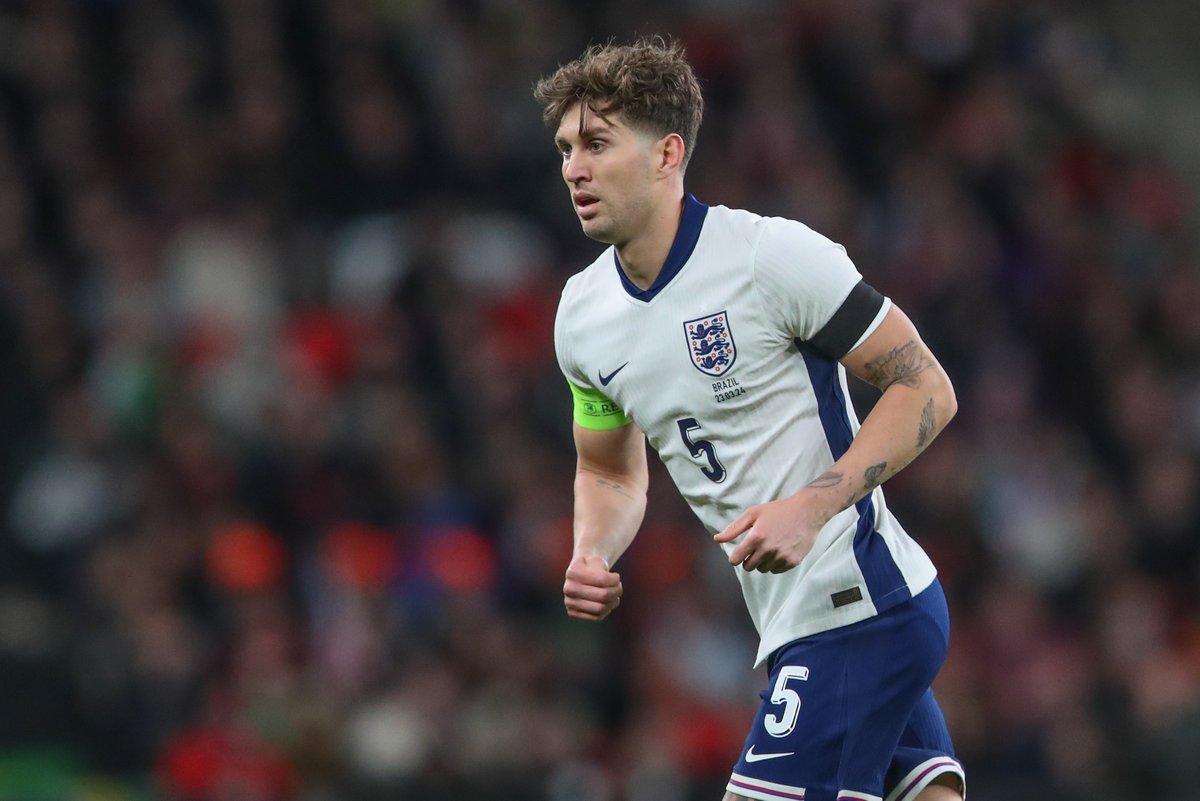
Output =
[{"x1": 655, "y1": 133, "x2": 687, "y2": 176}]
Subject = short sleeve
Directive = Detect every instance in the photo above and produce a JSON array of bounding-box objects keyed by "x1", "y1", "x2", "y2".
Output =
[
  {"x1": 553, "y1": 289, "x2": 585, "y2": 387},
  {"x1": 554, "y1": 281, "x2": 630, "y2": 430},
  {"x1": 753, "y1": 218, "x2": 889, "y2": 359}
]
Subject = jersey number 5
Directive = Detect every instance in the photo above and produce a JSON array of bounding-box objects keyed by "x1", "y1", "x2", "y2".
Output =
[
  {"x1": 676, "y1": 417, "x2": 726, "y2": 483},
  {"x1": 765, "y1": 665, "x2": 810, "y2": 737}
]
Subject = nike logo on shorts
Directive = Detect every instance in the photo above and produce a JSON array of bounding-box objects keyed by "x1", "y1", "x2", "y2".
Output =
[
  {"x1": 745, "y1": 745, "x2": 795, "y2": 763},
  {"x1": 598, "y1": 362, "x2": 629, "y2": 386}
]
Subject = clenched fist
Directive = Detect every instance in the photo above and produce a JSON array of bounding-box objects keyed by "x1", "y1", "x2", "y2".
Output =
[{"x1": 563, "y1": 554, "x2": 623, "y2": 620}]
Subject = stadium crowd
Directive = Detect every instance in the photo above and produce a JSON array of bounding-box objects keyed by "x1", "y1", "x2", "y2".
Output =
[{"x1": 0, "y1": 0, "x2": 1198, "y2": 799}]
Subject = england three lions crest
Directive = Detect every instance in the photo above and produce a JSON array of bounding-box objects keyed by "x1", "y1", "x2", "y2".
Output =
[{"x1": 684, "y1": 310, "x2": 737, "y2": 376}]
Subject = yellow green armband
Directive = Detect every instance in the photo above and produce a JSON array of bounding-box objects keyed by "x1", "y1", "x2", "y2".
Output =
[{"x1": 567, "y1": 379, "x2": 630, "y2": 430}]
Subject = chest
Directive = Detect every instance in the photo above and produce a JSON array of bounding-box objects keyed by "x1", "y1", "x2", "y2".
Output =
[{"x1": 575, "y1": 271, "x2": 791, "y2": 433}]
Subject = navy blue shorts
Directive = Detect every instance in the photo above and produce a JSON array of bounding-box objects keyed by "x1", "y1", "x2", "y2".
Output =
[{"x1": 726, "y1": 579, "x2": 964, "y2": 801}]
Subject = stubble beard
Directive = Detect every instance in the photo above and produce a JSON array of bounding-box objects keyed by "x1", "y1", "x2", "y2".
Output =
[
  {"x1": 581, "y1": 214, "x2": 617, "y2": 244},
  {"x1": 581, "y1": 188, "x2": 653, "y2": 247}
]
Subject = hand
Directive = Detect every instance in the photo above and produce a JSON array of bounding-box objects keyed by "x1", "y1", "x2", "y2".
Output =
[
  {"x1": 563, "y1": 554, "x2": 623, "y2": 620},
  {"x1": 714, "y1": 493, "x2": 825, "y2": 573}
]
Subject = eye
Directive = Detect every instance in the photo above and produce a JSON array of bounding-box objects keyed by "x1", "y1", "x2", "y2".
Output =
[{"x1": 588, "y1": 140, "x2": 605, "y2": 153}]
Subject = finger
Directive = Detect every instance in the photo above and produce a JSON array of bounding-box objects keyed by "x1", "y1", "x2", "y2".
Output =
[
  {"x1": 581, "y1": 554, "x2": 611, "y2": 571},
  {"x1": 727, "y1": 533, "x2": 758, "y2": 566},
  {"x1": 565, "y1": 594, "x2": 620, "y2": 619},
  {"x1": 769, "y1": 560, "x2": 796, "y2": 574},
  {"x1": 742, "y1": 545, "x2": 781, "y2": 572},
  {"x1": 565, "y1": 599, "x2": 608, "y2": 618},
  {"x1": 756, "y1": 557, "x2": 784, "y2": 574},
  {"x1": 570, "y1": 554, "x2": 612, "y2": 575},
  {"x1": 564, "y1": 581, "x2": 623, "y2": 604},
  {"x1": 565, "y1": 565, "x2": 622, "y2": 587},
  {"x1": 714, "y1": 511, "x2": 755, "y2": 543},
  {"x1": 566, "y1": 606, "x2": 605, "y2": 621},
  {"x1": 741, "y1": 551, "x2": 766, "y2": 571}
]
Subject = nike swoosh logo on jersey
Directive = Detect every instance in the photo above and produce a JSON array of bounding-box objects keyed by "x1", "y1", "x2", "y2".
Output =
[
  {"x1": 745, "y1": 745, "x2": 795, "y2": 763},
  {"x1": 598, "y1": 362, "x2": 629, "y2": 386}
]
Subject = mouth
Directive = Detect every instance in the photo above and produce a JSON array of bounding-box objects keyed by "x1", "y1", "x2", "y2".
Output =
[{"x1": 573, "y1": 192, "x2": 600, "y2": 219}]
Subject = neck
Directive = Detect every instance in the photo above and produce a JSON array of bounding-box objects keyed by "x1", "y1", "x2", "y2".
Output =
[{"x1": 615, "y1": 192, "x2": 686, "y2": 290}]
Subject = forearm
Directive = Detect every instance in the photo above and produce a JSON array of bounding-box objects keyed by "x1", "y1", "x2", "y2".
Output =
[
  {"x1": 716, "y1": 306, "x2": 956, "y2": 573},
  {"x1": 573, "y1": 466, "x2": 647, "y2": 566},
  {"x1": 802, "y1": 368, "x2": 956, "y2": 523}
]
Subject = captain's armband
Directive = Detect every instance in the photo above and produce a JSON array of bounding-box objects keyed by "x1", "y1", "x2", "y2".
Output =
[{"x1": 567, "y1": 380, "x2": 630, "y2": 430}]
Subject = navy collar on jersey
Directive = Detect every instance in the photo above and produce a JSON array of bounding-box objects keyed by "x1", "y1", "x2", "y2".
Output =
[{"x1": 614, "y1": 193, "x2": 709, "y2": 302}]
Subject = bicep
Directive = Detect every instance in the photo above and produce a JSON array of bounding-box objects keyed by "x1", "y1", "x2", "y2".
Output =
[
  {"x1": 574, "y1": 421, "x2": 648, "y2": 483},
  {"x1": 840, "y1": 304, "x2": 945, "y2": 392}
]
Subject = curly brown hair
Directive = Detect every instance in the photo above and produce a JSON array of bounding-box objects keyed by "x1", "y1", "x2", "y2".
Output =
[{"x1": 533, "y1": 36, "x2": 704, "y2": 171}]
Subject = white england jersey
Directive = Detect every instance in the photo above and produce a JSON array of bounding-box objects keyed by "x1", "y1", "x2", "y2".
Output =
[{"x1": 555, "y1": 195, "x2": 937, "y2": 666}]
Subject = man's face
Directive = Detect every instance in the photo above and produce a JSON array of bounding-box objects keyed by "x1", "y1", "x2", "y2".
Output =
[{"x1": 554, "y1": 103, "x2": 658, "y2": 245}]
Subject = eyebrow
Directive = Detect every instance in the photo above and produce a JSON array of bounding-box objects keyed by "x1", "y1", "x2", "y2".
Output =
[
  {"x1": 554, "y1": 103, "x2": 622, "y2": 151},
  {"x1": 554, "y1": 123, "x2": 614, "y2": 150}
]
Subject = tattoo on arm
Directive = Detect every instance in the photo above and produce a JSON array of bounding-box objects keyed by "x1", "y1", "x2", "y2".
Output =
[
  {"x1": 917, "y1": 398, "x2": 936, "y2": 448},
  {"x1": 863, "y1": 462, "x2": 888, "y2": 489},
  {"x1": 807, "y1": 471, "x2": 845, "y2": 489},
  {"x1": 863, "y1": 341, "x2": 932, "y2": 391},
  {"x1": 594, "y1": 478, "x2": 637, "y2": 499}
]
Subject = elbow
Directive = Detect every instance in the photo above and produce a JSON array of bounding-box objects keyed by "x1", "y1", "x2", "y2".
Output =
[{"x1": 937, "y1": 372, "x2": 958, "y2": 429}]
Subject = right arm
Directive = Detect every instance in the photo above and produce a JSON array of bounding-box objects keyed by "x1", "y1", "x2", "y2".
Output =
[{"x1": 563, "y1": 421, "x2": 648, "y2": 621}]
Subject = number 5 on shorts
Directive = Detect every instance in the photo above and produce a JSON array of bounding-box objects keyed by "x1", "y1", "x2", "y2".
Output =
[{"x1": 764, "y1": 666, "x2": 810, "y2": 737}]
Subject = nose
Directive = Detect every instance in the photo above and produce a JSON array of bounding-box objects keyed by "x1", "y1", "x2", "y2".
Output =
[{"x1": 563, "y1": 150, "x2": 588, "y2": 184}]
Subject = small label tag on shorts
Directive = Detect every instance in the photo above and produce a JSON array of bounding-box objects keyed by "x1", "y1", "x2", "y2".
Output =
[{"x1": 831, "y1": 586, "x2": 863, "y2": 608}]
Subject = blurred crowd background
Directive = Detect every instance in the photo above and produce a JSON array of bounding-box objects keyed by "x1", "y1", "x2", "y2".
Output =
[{"x1": 1, "y1": 0, "x2": 1199, "y2": 800}]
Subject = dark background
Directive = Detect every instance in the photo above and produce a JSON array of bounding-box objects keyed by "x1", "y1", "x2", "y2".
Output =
[{"x1": 1, "y1": 1, "x2": 1199, "y2": 799}]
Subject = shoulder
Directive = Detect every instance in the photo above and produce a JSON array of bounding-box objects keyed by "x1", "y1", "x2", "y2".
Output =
[
  {"x1": 555, "y1": 247, "x2": 618, "y2": 353},
  {"x1": 756, "y1": 214, "x2": 844, "y2": 259},
  {"x1": 702, "y1": 204, "x2": 767, "y2": 250},
  {"x1": 558, "y1": 247, "x2": 614, "y2": 310},
  {"x1": 752, "y1": 214, "x2": 859, "y2": 290},
  {"x1": 703, "y1": 205, "x2": 840, "y2": 262}
]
